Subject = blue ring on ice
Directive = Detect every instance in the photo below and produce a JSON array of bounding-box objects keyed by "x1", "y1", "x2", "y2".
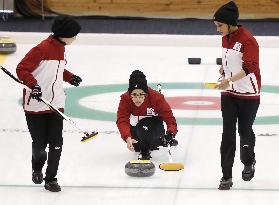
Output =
[{"x1": 65, "y1": 83, "x2": 279, "y2": 125}]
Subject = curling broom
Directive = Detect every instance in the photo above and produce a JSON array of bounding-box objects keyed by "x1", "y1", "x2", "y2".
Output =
[
  {"x1": 204, "y1": 74, "x2": 226, "y2": 89},
  {"x1": 159, "y1": 143, "x2": 184, "y2": 171},
  {"x1": 203, "y1": 82, "x2": 220, "y2": 89},
  {"x1": 157, "y1": 84, "x2": 184, "y2": 171},
  {"x1": 0, "y1": 65, "x2": 98, "y2": 142}
]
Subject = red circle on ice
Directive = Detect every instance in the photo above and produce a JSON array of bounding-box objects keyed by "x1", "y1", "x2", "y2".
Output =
[{"x1": 166, "y1": 96, "x2": 220, "y2": 110}]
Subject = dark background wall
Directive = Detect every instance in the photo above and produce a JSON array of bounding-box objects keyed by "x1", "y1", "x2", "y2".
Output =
[{"x1": 0, "y1": 0, "x2": 278, "y2": 36}]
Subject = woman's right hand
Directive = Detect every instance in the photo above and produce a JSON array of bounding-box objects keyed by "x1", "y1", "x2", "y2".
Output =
[{"x1": 126, "y1": 137, "x2": 138, "y2": 152}]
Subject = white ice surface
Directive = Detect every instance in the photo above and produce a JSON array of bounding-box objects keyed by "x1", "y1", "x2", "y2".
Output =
[{"x1": 0, "y1": 33, "x2": 279, "y2": 205}]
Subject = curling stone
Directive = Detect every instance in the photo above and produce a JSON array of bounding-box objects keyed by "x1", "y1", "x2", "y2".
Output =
[
  {"x1": 125, "y1": 160, "x2": 155, "y2": 177},
  {"x1": 0, "y1": 36, "x2": 17, "y2": 54}
]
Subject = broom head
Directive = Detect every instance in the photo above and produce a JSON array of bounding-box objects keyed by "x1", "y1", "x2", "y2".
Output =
[
  {"x1": 81, "y1": 131, "x2": 98, "y2": 142},
  {"x1": 159, "y1": 162, "x2": 184, "y2": 171},
  {"x1": 203, "y1": 82, "x2": 220, "y2": 89}
]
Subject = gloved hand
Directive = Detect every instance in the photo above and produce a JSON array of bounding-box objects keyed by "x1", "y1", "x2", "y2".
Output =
[
  {"x1": 164, "y1": 132, "x2": 178, "y2": 146},
  {"x1": 70, "y1": 75, "x2": 82, "y2": 87},
  {"x1": 164, "y1": 132, "x2": 174, "y2": 144},
  {"x1": 30, "y1": 84, "x2": 42, "y2": 101}
]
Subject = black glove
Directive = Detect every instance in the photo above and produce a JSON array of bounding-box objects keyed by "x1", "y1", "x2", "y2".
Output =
[
  {"x1": 30, "y1": 84, "x2": 42, "y2": 101},
  {"x1": 165, "y1": 132, "x2": 174, "y2": 144},
  {"x1": 70, "y1": 75, "x2": 82, "y2": 87}
]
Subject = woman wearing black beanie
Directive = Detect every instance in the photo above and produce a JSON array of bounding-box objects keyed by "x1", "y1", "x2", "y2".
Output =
[
  {"x1": 116, "y1": 70, "x2": 178, "y2": 160},
  {"x1": 213, "y1": 1, "x2": 261, "y2": 190},
  {"x1": 16, "y1": 15, "x2": 82, "y2": 192}
]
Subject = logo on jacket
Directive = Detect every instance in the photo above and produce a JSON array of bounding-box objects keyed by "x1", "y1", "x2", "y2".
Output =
[
  {"x1": 233, "y1": 42, "x2": 242, "y2": 52},
  {"x1": 146, "y1": 108, "x2": 158, "y2": 116}
]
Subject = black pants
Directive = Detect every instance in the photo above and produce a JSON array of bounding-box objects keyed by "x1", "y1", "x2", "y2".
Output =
[
  {"x1": 220, "y1": 95, "x2": 260, "y2": 179},
  {"x1": 25, "y1": 112, "x2": 63, "y2": 183},
  {"x1": 131, "y1": 117, "x2": 165, "y2": 153}
]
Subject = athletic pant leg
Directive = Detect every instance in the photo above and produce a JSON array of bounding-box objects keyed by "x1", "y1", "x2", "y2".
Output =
[
  {"x1": 133, "y1": 117, "x2": 164, "y2": 152},
  {"x1": 44, "y1": 113, "x2": 63, "y2": 182},
  {"x1": 25, "y1": 113, "x2": 48, "y2": 172},
  {"x1": 237, "y1": 99, "x2": 260, "y2": 166},
  {"x1": 220, "y1": 95, "x2": 238, "y2": 178},
  {"x1": 149, "y1": 117, "x2": 165, "y2": 150},
  {"x1": 130, "y1": 125, "x2": 140, "y2": 152},
  {"x1": 135, "y1": 118, "x2": 152, "y2": 152}
]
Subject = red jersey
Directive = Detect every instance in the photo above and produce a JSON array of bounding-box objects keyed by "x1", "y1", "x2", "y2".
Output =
[
  {"x1": 116, "y1": 87, "x2": 178, "y2": 141},
  {"x1": 16, "y1": 35, "x2": 74, "y2": 113},
  {"x1": 221, "y1": 26, "x2": 261, "y2": 99}
]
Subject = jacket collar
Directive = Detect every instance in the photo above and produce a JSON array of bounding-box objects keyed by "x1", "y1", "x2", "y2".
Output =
[{"x1": 48, "y1": 35, "x2": 66, "y2": 46}]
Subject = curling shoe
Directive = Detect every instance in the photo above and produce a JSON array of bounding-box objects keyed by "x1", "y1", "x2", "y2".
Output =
[
  {"x1": 32, "y1": 171, "x2": 43, "y2": 184},
  {"x1": 138, "y1": 151, "x2": 151, "y2": 160},
  {"x1": 242, "y1": 160, "x2": 256, "y2": 181},
  {"x1": 218, "y1": 177, "x2": 233, "y2": 190},
  {"x1": 44, "y1": 181, "x2": 61, "y2": 192}
]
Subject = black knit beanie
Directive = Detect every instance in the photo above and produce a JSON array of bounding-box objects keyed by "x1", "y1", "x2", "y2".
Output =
[
  {"x1": 52, "y1": 16, "x2": 81, "y2": 38},
  {"x1": 128, "y1": 70, "x2": 148, "y2": 94},
  {"x1": 213, "y1": 1, "x2": 239, "y2": 26}
]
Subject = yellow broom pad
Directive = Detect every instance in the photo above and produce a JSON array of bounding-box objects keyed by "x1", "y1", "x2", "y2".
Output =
[
  {"x1": 159, "y1": 163, "x2": 184, "y2": 171},
  {"x1": 81, "y1": 131, "x2": 98, "y2": 142},
  {"x1": 203, "y1": 82, "x2": 220, "y2": 89}
]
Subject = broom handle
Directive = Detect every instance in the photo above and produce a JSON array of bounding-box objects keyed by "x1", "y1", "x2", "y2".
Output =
[
  {"x1": 167, "y1": 143, "x2": 173, "y2": 163},
  {"x1": 39, "y1": 97, "x2": 87, "y2": 134},
  {"x1": 0, "y1": 66, "x2": 88, "y2": 135},
  {"x1": 157, "y1": 83, "x2": 174, "y2": 163}
]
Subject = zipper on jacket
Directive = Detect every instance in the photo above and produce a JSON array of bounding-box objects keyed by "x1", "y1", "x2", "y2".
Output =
[
  {"x1": 224, "y1": 46, "x2": 233, "y2": 91},
  {"x1": 27, "y1": 95, "x2": 31, "y2": 105},
  {"x1": 25, "y1": 88, "x2": 31, "y2": 106},
  {"x1": 51, "y1": 60, "x2": 60, "y2": 103},
  {"x1": 225, "y1": 48, "x2": 228, "y2": 67},
  {"x1": 230, "y1": 71, "x2": 234, "y2": 90}
]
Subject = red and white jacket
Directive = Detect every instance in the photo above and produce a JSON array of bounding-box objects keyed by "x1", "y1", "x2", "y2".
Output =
[
  {"x1": 16, "y1": 35, "x2": 74, "y2": 113},
  {"x1": 116, "y1": 87, "x2": 178, "y2": 141},
  {"x1": 221, "y1": 26, "x2": 261, "y2": 99}
]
